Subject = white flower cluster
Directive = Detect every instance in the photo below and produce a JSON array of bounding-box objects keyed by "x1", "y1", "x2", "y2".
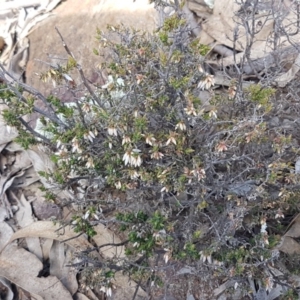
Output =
[
  {"x1": 197, "y1": 73, "x2": 215, "y2": 90},
  {"x1": 123, "y1": 149, "x2": 142, "y2": 167}
]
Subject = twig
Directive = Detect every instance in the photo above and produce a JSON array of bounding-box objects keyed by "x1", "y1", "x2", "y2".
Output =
[
  {"x1": 132, "y1": 277, "x2": 143, "y2": 300},
  {"x1": 55, "y1": 27, "x2": 105, "y2": 109},
  {"x1": 82, "y1": 240, "x2": 129, "y2": 254},
  {"x1": 59, "y1": 232, "x2": 84, "y2": 244},
  {"x1": 0, "y1": 64, "x2": 68, "y2": 127},
  {"x1": 18, "y1": 116, "x2": 51, "y2": 144}
]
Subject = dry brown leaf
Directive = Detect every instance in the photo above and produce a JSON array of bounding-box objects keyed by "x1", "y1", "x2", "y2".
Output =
[
  {"x1": 200, "y1": 1, "x2": 240, "y2": 47},
  {"x1": 40, "y1": 238, "x2": 53, "y2": 261},
  {"x1": 0, "y1": 207, "x2": 9, "y2": 222},
  {"x1": 8, "y1": 150, "x2": 32, "y2": 174},
  {"x1": 201, "y1": 0, "x2": 276, "y2": 53},
  {"x1": 275, "y1": 53, "x2": 300, "y2": 87},
  {"x1": 11, "y1": 167, "x2": 40, "y2": 188},
  {"x1": 93, "y1": 223, "x2": 125, "y2": 259},
  {"x1": 0, "y1": 143, "x2": 7, "y2": 153},
  {"x1": 0, "y1": 172, "x2": 17, "y2": 198},
  {"x1": 112, "y1": 272, "x2": 147, "y2": 300},
  {"x1": 25, "y1": 146, "x2": 74, "y2": 202},
  {"x1": 0, "y1": 152, "x2": 9, "y2": 174},
  {"x1": 13, "y1": 192, "x2": 43, "y2": 261},
  {"x1": 85, "y1": 288, "x2": 99, "y2": 300},
  {"x1": 73, "y1": 292, "x2": 91, "y2": 300},
  {"x1": 0, "y1": 221, "x2": 14, "y2": 252},
  {"x1": 25, "y1": 145, "x2": 55, "y2": 188},
  {"x1": 5, "y1": 220, "x2": 92, "y2": 251},
  {"x1": 49, "y1": 241, "x2": 78, "y2": 295},
  {"x1": 0, "y1": 277, "x2": 14, "y2": 300},
  {"x1": 0, "y1": 104, "x2": 18, "y2": 145},
  {"x1": 284, "y1": 213, "x2": 300, "y2": 238},
  {"x1": 14, "y1": 193, "x2": 35, "y2": 227},
  {"x1": 0, "y1": 244, "x2": 72, "y2": 300},
  {"x1": 277, "y1": 236, "x2": 300, "y2": 255},
  {"x1": 199, "y1": 0, "x2": 296, "y2": 73},
  {"x1": 5, "y1": 142, "x2": 24, "y2": 152},
  {"x1": 17, "y1": 287, "x2": 33, "y2": 300},
  {"x1": 0, "y1": 172, "x2": 18, "y2": 218}
]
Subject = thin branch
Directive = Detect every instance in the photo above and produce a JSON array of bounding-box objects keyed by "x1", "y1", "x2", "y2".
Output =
[
  {"x1": 132, "y1": 277, "x2": 143, "y2": 300},
  {"x1": 82, "y1": 240, "x2": 129, "y2": 254},
  {"x1": 0, "y1": 64, "x2": 68, "y2": 127},
  {"x1": 18, "y1": 116, "x2": 51, "y2": 144},
  {"x1": 55, "y1": 27, "x2": 105, "y2": 109},
  {"x1": 0, "y1": 64, "x2": 66, "y2": 127},
  {"x1": 59, "y1": 232, "x2": 85, "y2": 244}
]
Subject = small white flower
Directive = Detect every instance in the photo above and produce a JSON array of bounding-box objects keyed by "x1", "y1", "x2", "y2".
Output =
[
  {"x1": 123, "y1": 149, "x2": 142, "y2": 167},
  {"x1": 89, "y1": 130, "x2": 95, "y2": 140},
  {"x1": 213, "y1": 259, "x2": 224, "y2": 266},
  {"x1": 86, "y1": 157, "x2": 95, "y2": 168},
  {"x1": 262, "y1": 232, "x2": 269, "y2": 245},
  {"x1": 275, "y1": 209, "x2": 284, "y2": 219},
  {"x1": 166, "y1": 131, "x2": 177, "y2": 146},
  {"x1": 197, "y1": 73, "x2": 215, "y2": 90},
  {"x1": 84, "y1": 131, "x2": 95, "y2": 142},
  {"x1": 123, "y1": 151, "x2": 131, "y2": 166},
  {"x1": 163, "y1": 249, "x2": 171, "y2": 264},
  {"x1": 208, "y1": 109, "x2": 218, "y2": 119},
  {"x1": 56, "y1": 139, "x2": 62, "y2": 149},
  {"x1": 228, "y1": 85, "x2": 236, "y2": 99},
  {"x1": 122, "y1": 136, "x2": 131, "y2": 145},
  {"x1": 192, "y1": 168, "x2": 206, "y2": 181},
  {"x1": 83, "y1": 211, "x2": 90, "y2": 220},
  {"x1": 175, "y1": 121, "x2": 186, "y2": 131},
  {"x1": 115, "y1": 181, "x2": 122, "y2": 189},
  {"x1": 133, "y1": 242, "x2": 140, "y2": 248},
  {"x1": 129, "y1": 170, "x2": 139, "y2": 179},
  {"x1": 67, "y1": 169, "x2": 78, "y2": 178},
  {"x1": 107, "y1": 126, "x2": 118, "y2": 136},
  {"x1": 55, "y1": 148, "x2": 68, "y2": 158},
  {"x1": 134, "y1": 110, "x2": 139, "y2": 118},
  {"x1": 116, "y1": 77, "x2": 125, "y2": 87},
  {"x1": 216, "y1": 141, "x2": 228, "y2": 152},
  {"x1": 151, "y1": 151, "x2": 164, "y2": 160},
  {"x1": 72, "y1": 137, "x2": 82, "y2": 153},
  {"x1": 144, "y1": 134, "x2": 156, "y2": 146},
  {"x1": 198, "y1": 65, "x2": 204, "y2": 73},
  {"x1": 107, "y1": 287, "x2": 112, "y2": 297},
  {"x1": 161, "y1": 186, "x2": 169, "y2": 193},
  {"x1": 260, "y1": 217, "x2": 267, "y2": 233},
  {"x1": 265, "y1": 277, "x2": 273, "y2": 293},
  {"x1": 153, "y1": 229, "x2": 166, "y2": 241},
  {"x1": 93, "y1": 213, "x2": 99, "y2": 220},
  {"x1": 131, "y1": 154, "x2": 142, "y2": 167},
  {"x1": 184, "y1": 104, "x2": 197, "y2": 116},
  {"x1": 136, "y1": 74, "x2": 144, "y2": 85},
  {"x1": 200, "y1": 251, "x2": 212, "y2": 264},
  {"x1": 82, "y1": 102, "x2": 91, "y2": 113},
  {"x1": 207, "y1": 255, "x2": 212, "y2": 264}
]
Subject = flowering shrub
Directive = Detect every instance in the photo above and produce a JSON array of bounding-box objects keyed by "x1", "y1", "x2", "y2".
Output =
[{"x1": 1, "y1": 1, "x2": 300, "y2": 298}]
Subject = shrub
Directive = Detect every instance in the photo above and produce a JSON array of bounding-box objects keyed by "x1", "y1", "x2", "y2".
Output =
[{"x1": 1, "y1": 0, "x2": 300, "y2": 298}]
